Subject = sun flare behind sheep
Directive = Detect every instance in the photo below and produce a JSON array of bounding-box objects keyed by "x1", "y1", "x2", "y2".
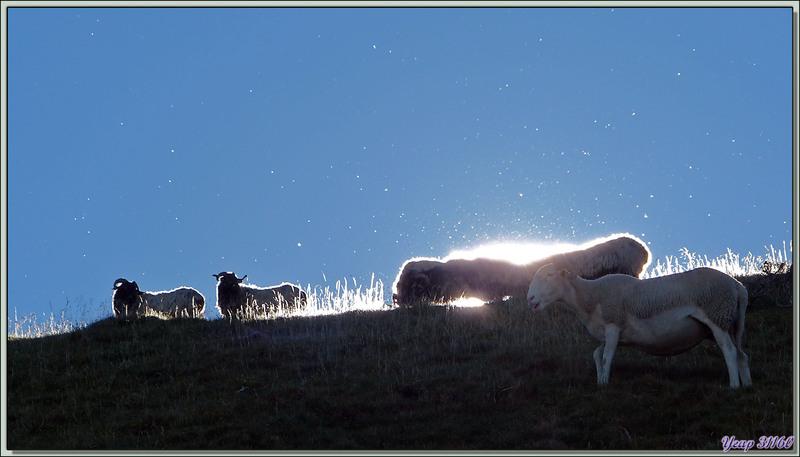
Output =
[{"x1": 392, "y1": 234, "x2": 651, "y2": 308}]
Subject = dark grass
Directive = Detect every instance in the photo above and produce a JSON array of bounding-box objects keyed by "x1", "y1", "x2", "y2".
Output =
[{"x1": 6, "y1": 276, "x2": 795, "y2": 451}]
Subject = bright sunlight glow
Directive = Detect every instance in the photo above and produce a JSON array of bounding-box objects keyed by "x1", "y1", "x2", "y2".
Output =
[
  {"x1": 449, "y1": 297, "x2": 489, "y2": 308},
  {"x1": 445, "y1": 242, "x2": 580, "y2": 265}
]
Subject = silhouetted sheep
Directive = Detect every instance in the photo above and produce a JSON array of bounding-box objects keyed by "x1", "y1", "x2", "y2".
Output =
[
  {"x1": 112, "y1": 278, "x2": 205, "y2": 320},
  {"x1": 213, "y1": 271, "x2": 307, "y2": 318},
  {"x1": 392, "y1": 234, "x2": 650, "y2": 307}
]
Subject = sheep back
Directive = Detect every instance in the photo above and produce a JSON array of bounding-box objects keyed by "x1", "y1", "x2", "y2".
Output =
[
  {"x1": 141, "y1": 287, "x2": 206, "y2": 318},
  {"x1": 238, "y1": 283, "x2": 307, "y2": 316},
  {"x1": 592, "y1": 267, "x2": 745, "y2": 331}
]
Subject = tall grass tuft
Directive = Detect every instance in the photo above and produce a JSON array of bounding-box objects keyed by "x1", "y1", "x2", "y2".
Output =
[
  {"x1": 9, "y1": 307, "x2": 77, "y2": 340},
  {"x1": 296, "y1": 274, "x2": 387, "y2": 317},
  {"x1": 8, "y1": 297, "x2": 105, "y2": 340},
  {"x1": 643, "y1": 241, "x2": 792, "y2": 278},
  {"x1": 219, "y1": 275, "x2": 387, "y2": 321},
  {"x1": 5, "y1": 243, "x2": 794, "y2": 450}
]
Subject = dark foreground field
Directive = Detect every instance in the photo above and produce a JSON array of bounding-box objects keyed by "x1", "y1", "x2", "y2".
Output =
[{"x1": 7, "y1": 284, "x2": 795, "y2": 451}]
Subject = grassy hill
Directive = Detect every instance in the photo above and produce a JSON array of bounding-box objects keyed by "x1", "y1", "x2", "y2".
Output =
[{"x1": 6, "y1": 267, "x2": 794, "y2": 451}]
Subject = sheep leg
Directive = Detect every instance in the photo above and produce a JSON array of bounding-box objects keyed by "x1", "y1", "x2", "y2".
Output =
[
  {"x1": 595, "y1": 325, "x2": 620, "y2": 386},
  {"x1": 593, "y1": 345, "x2": 605, "y2": 384},
  {"x1": 736, "y1": 347, "x2": 752, "y2": 387},
  {"x1": 733, "y1": 316, "x2": 752, "y2": 387},
  {"x1": 713, "y1": 328, "x2": 742, "y2": 388},
  {"x1": 734, "y1": 293, "x2": 753, "y2": 387},
  {"x1": 692, "y1": 313, "x2": 741, "y2": 388}
]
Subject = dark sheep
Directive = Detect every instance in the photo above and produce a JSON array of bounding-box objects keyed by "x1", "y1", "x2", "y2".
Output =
[
  {"x1": 213, "y1": 271, "x2": 307, "y2": 319},
  {"x1": 392, "y1": 234, "x2": 651, "y2": 307},
  {"x1": 112, "y1": 278, "x2": 143, "y2": 321},
  {"x1": 111, "y1": 278, "x2": 206, "y2": 320}
]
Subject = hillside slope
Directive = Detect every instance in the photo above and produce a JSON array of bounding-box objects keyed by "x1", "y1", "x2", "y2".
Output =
[{"x1": 6, "y1": 270, "x2": 795, "y2": 450}]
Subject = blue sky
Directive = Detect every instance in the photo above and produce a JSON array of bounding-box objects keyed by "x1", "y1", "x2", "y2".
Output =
[{"x1": 6, "y1": 6, "x2": 795, "y2": 323}]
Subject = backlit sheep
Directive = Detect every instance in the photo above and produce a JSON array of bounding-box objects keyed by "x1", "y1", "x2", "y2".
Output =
[
  {"x1": 392, "y1": 257, "x2": 531, "y2": 306},
  {"x1": 527, "y1": 264, "x2": 752, "y2": 388},
  {"x1": 111, "y1": 278, "x2": 206, "y2": 320},
  {"x1": 392, "y1": 234, "x2": 650, "y2": 307},
  {"x1": 141, "y1": 287, "x2": 206, "y2": 318},
  {"x1": 213, "y1": 271, "x2": 307, "y2": 318}
]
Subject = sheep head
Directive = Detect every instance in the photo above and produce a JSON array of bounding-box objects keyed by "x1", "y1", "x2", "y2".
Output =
[
  {"x1": 213, "y1": 272, "x2": 248, "y2": 317},
  {"x1": 393, "y1": 259, "x2": 441, "y2": 306},
  {"x1": 112, "y1": 278, "x2": 143, "y2": 320},
  {"x1": 527, "y1": 264, "x2": 575, "y2": 311},
  {"x1": 213, "y1": 272, "x2": 247, "y2": 288}
]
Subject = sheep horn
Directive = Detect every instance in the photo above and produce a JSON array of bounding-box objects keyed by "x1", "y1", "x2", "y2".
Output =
[{"x1": 112, "y1": 278, "x2": 129, "y2": 290}]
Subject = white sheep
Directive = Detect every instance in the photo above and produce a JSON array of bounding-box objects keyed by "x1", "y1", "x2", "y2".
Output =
[
  {"x1": 112, "y1": 278, "x2": 206, "y2": 320},
  {"x1": 213, "y1": 271, "x2": 307, "y2": 318},
  {"x1": 526, "y1": 264, "x2": 752, "y2": 388},
  {"x1": 392, "y1": 234, "x2": 651, "y2": 307},
  {"x1": 140, "y1": 286, "x2": 206, "y2": 318}
]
